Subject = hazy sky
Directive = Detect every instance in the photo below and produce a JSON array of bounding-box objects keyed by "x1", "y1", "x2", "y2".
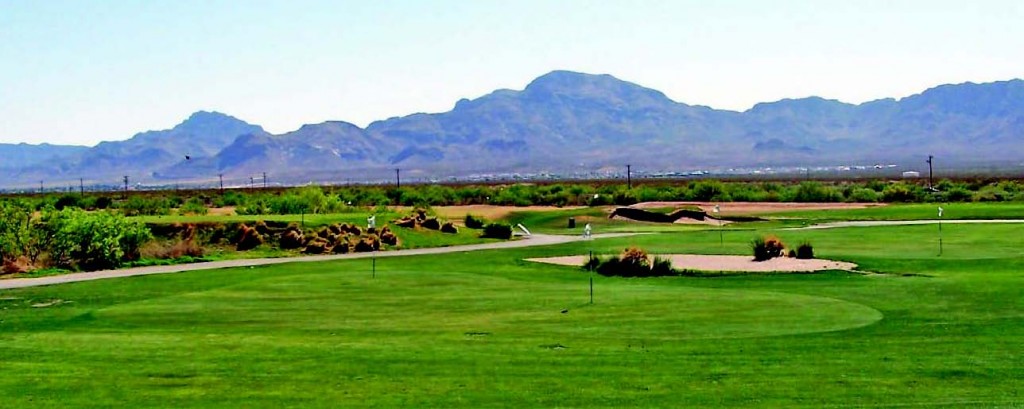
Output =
[{"x1": 2, "y1": 0, "x2": 1022, "y2": 146}]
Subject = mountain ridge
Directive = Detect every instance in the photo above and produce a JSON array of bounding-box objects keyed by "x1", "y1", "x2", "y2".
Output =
[{"x1": 4, "y1": 71, "x2": 1023, "y2": 187}]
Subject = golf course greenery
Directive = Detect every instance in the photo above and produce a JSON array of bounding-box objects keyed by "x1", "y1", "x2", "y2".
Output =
[{"x1": 1, "y1": 202, "x2": 1022, "y2": 407}]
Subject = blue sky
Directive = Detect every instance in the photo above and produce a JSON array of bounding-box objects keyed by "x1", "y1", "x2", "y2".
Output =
[{"x1": 1, "y1": 0, "x2": 1022, "y2": 146}]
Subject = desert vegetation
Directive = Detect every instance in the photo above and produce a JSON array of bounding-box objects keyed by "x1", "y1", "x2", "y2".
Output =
[{"x1": 7, "y1": 178, "x2": 1024, "y2": 219}]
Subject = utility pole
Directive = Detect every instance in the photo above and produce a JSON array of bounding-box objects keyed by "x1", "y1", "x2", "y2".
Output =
[
  {"x1": 395, "y1": 168, "x2": 401, "y2": 189},
  {"x1": 626, "y1": 164, "x2": 632, "y2": 189},
  {"x1": 262, "y1": 172, "x2": 267, "y2": 189},
  {"x1": 250, "y1": 176, "x2": 254, "y2": 192},
  {"x1": 926, "y1": 155, "x2": 934, "y2": 189},
  {"x1": 80, "y1": 178, "x2": 84, "y2": 196},
  {"x1": 39, "y1": 180, "x2": 43, "y2": 194},
  {"x1": 218, "y1": 174, "x2": 224, "y2": 194},
  {"x1": 123, "y1": 176, "x2": 129, "y2": 199}
]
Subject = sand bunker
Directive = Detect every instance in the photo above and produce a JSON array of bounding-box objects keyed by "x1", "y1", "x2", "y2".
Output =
[{"x1": 527, "y1": 254, "x2": 857, "y2": 273}]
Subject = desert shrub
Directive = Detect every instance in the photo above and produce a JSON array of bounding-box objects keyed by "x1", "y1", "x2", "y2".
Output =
[
  {"x1": 93, "y1": 196, "x2": 113, "y2": 209},
  {"x1": 353, "y1": 236, "x2": 379, "y2": 252},
  {"x1": 945, "y1": 187, "x2": 973, "y2": 202},
  {"x1": 379, "y1": 227, "x2": 398, "y2": 246},
  {"x1": 304, "y1": 237, "x2": 329, "y2": 254},
  {"x1": 752, "y1": 235, "x2": 786, "y2": 261},
  {"x1": 882, "y1": 183, "x2": 923, "y2": 203},
  {"x1": 235, "y1": 224, "x2": 263, "y2": 251},
  {"x1": 119, "y1": 196, "x2": 171, "y2": 216},
  {"x1": 481, "y1": 223, "x2": 513, "y2": 239},
  {"x1": 279, "y1": 228, "x2": 305, "y2": 249},
  {"x1": 593, "y1": 247, "x2": 676, "y2": 277},
  {"x1": 45, "y1": 209, "x2": 152, "y2": 270},
  {"x1": 464, "y1": 214, "x2": 485, "y2": 229},
  {"x1": 331, "y1": 239, "x2": 350, "y2": 254},
  {"x1": 796, "y1": 242, "x2": 814, "y2": 259},
  {"x1": 651, "y1": 256, "x2": 674, "y2": 276},
  {"x1": 847, "y1": 188, "x2": 880, "y2": 203},
  {"x1": 440, "y1": 222, "x2": 458, "y2": 234},
  {"x1": 179, "y1": 197, "x2": 208, "y2": 215},
  {"x1": 421, "y1": 218, "x2": 441, "y2": 230},
  {"x1": 142, "y1": 239, "x2": 204, "y2": 259},
  {"x1": 54, "y1": 194, "x2": 82, "y2": 210}
]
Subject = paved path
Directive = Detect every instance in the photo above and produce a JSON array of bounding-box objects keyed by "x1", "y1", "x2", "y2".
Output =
[
  {"x1": 0, "y1": 233, "x2": 634, "y2": 290},
  {"x1": 789, "y1": 219, "x2": 1024, "y2": 230}
]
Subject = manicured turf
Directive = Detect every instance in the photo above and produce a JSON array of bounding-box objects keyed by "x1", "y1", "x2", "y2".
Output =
[{"x1": 1, "y1": 216, "x2": 1022, "y2": 407}]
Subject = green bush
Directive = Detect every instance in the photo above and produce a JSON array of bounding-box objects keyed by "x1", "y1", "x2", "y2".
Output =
[
  {"x1": 481, "y1": 223, "x2": 513, "y2": 239},
  {"x1": 179, "y1": 198, "x2": 208, "y2": 215},
  {"x1": 464, "y1": 214, "x2": 485, "y2": 229},
  {"x1": 593, "y1": 247, "x2": 676, "y2": 277},
  {"x1": 752, "y1": 235, "x2": 786, "y2": 261},
  {"x1": 796, "y1": 242, "x2": 814, "y2": 259},
  {"x1": 45, "y1": 209, "x2": 152, "y2": 270}
]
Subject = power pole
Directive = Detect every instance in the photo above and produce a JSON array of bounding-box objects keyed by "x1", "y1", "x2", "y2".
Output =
[
  {"x1": 250, "y1": 176, "x2": 254, "y2": 191},
  {"x1": 626, "y1": 164, "x2": 632, "y2": 189},
  {"x1": 218, "y1": 173, "x2": 224, "y2": 194},
  {"x1": 39, "y1": 180, "x2": 43, "y2": 194},
  {"x1": 262, "y1": 172, "x2": 267, "y2": 189},
  {"x1": 395, "y1": 168, "x2": 401, "y2": 189},
  {"x1": 80, "y1": 178, "x2": 84, "y2": 196},
  {"x1": 123, "y1": 175, "x2": 129, "y2": 199},
  {"x1": 926, "y1": 155, "x2": 934, "y2": 189}
]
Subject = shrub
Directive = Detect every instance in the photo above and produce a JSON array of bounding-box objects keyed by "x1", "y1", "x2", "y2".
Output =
[
  {"x1": 235, "y1": 224, "x2": 263, "y2": 251},
  {"x1": 464, "y1": 214, "x2": 485, "y2": 229},
  {"x1": 593, "y1": 247, "x2": 676, "y2": 277},
  {"x1": 279, "y1": 228, "x2": 305, "y2": 249},
  {"x1": 304, "y1": 237, "x2": 329, "y2": 254},
  {"x1": 752, "y1": 235, "x2": 786, "y2": 261},
  {"x1": 440, "y1": 222, "x2": 458, "y2": 234},
  {"x1": 481, "y1": 223, "x2": 513, "y2": 239},
  {"x1": 421, "y1": 218, "x2": 441, "y2": 230},
  {"x1": 179, "y1": 197, "x2": 208, "y2": 215},
  {"x1": 651, "y1": 256, "x2": 674, "y2": 276},
  {"x1": 582, "y1": 254, "x2": 601, "y2": 271},
  {"x1": 796, "y1": 242, "x2": 814, "y2": 259},
  {"x1": 379, "y1": 227, "x2": 398, "y2": 246}
]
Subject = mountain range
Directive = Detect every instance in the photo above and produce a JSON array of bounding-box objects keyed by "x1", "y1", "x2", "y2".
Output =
[{"x1": 3, "y1": 71, "x2": 1023, "y2": 188}]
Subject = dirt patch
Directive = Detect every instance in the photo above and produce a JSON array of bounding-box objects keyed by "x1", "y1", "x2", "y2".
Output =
[
  {"x1": 628, "y1": 202, "x2": 884, "y2": 215},
  {"x1": 398, "y1": 205, "x2": 584, "y2": 221},
  {"x1": 527, "y1": 254, "x2": 857, "y2": 273},
  {"x1": 207, "y1": 207, "x2": 236, "y2": 216}
]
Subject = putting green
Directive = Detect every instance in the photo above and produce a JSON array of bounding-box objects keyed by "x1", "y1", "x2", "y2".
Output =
[{"x1": 83, "y1": 272, "x2": 881, "y2": 343}]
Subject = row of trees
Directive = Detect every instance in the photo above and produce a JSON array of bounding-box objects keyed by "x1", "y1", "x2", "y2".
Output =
[
  {"x1": 0, "y1": 201, "x2": 150, "y2": 272},
  {"x1": 6, "y1": 179, "x2": 1024, "y2": 216}
]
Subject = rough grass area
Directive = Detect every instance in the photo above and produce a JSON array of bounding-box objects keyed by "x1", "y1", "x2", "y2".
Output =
[{"x1": 1, "y1": 214, "x2": 1023, "y2": 407}]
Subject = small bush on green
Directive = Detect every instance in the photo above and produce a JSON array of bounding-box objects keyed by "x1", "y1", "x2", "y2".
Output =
[
  {"x1": 796, "y1": 242, "x2": 814, "y2": 259},
  {"x1": 481, "y1": 223, "x2": 513, "y2": 239},
  {"x1": 464, "y1": 214, "x2": 485, "y2": 229},
  {"x1": 752, "y1": 235, "x2": 786, "y2": 261}
]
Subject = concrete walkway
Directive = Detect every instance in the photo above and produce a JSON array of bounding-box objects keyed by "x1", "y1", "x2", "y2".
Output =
[{"x1": 0, "y1": 233, "x2": 634, "y2": 290}]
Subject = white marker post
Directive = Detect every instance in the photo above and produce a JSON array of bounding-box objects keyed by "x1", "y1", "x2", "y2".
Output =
[
  {"x1": 937, "y1": 206, "x2": 944, "y2": 257},
  {"x1": 583, "y1": 223, "x2": 592, "y2": 239},
  {"x1": 713, "y1": 205, "x2": 723, "y2": 246}
]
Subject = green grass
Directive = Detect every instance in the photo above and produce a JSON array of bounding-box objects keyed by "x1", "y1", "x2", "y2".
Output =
[
  {"x1": 761, "y1": 202, "x2": 1024, "y2": 221},
  {"x1": 1, "y1": 214, "x2": 1023, "y2": 407}
]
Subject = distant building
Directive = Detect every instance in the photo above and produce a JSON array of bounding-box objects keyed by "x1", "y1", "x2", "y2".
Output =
[{"x1": 902, "y1": 171, "x2": 921, "y2": 178}]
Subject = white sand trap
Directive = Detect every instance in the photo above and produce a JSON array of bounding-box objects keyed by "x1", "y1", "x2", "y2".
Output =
[{"x1": 527, "y1": 254, "x2": 857, "y2": 273}]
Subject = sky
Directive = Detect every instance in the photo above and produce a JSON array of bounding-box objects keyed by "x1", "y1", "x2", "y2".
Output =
[{"x1": 1, "y1": 0, "x2": 1022, "y2": 146}]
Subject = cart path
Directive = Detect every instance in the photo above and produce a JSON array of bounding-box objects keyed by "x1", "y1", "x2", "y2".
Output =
[
  {"x1": 0, "y1": 233, "x2": 636, "y2": 290},
  {"x1": 789, "y1": 219, "x2": 1024, "y2": 230}
]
